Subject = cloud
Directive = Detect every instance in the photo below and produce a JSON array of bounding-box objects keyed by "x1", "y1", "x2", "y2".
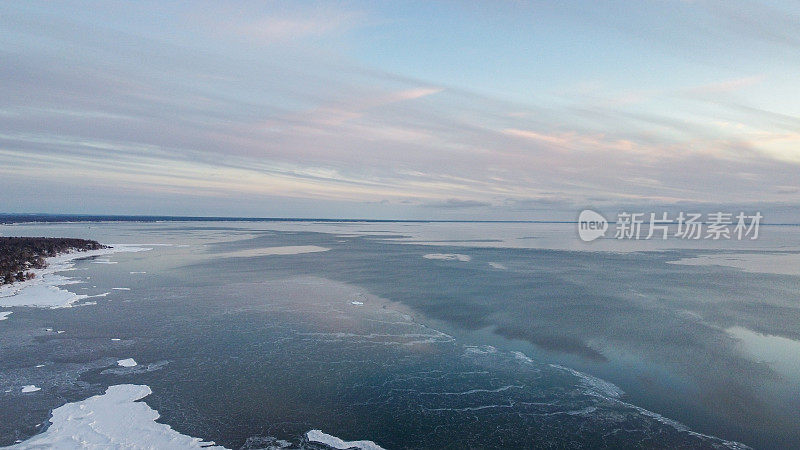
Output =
[
  {"x1": 681, "y1": 76, "x2": 765, "y2": 97},
  {"x1": 2, "y1": 1, "x2": 800, "y2": 219},
  {"x1": 196, "y1": 3, "x2": 364, "y2": 44},
  {"x1": 502, "y1": 128, "x2": 636, "y2": 153},
  {"x1": 233, "y1": 15, "x2": 353, "y2": 42},
  {"x1": 502, "y1": 128, "x2": 572, "y2": 146},
  {"x1": 506, "y1": 196, "x2": 576, "y2": 211},
  {"x1": 386, "y1": 87, "x2": 444, "y2": 103},
  {"x1": 709, "y1": 1, "x2": 800, "y2": 48},
  {"x1": 421, "y1": 199, "x2": 492, "y2": 209}
]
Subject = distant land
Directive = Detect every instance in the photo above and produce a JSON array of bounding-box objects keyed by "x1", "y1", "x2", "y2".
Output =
[
  {"x1": 0, "y1": 237, "x2": 107, "y2": 285},
  {"x1": 2, "y1": 214, "x2": 797, "y2": 226},
  {"x1": 0, "y1": 214, "x2": 574, "y2": 224}
]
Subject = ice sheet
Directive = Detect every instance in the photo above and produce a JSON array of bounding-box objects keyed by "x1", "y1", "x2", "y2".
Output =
[
  {"x1": 423, "y1": 253, "x2": 471, "y2": 262},
  {"x1": 306, "y1": 429, "x2": 385, "y2": 450},
  {"x1": 217, "y1": 245, "x2": 330, "y2": 258},
  {"x1": 668, "y1": 252, "x2": 800, "y2": 276},
  {"x1": 11, "y1": 384, "x2": 224, "y2": 449}
]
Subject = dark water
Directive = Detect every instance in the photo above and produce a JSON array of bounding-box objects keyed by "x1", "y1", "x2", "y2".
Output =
[{"x1": 1, "y1": 222, "x2": 798, "y2": 448}]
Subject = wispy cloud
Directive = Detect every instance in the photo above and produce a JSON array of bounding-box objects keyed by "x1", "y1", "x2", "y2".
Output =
[
  {"x1": 421, "y1": 199, "x2": 492, "y2": 209},
  {"x1": 1, "y1": 1, "x2": 799, "y2": 218},
  {"x1": 681, "y1": 76, "x2": 765, "y2": 96},
  {"x1": 196, "y1": 3, "x2": 364, "y2": 44},
  {"x1": 502, "y1": 128, "x2": 636, "y2": 153}
]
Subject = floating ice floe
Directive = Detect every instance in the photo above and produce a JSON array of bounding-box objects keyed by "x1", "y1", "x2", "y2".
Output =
[
  {"x1": 10, "y1": 385, "x2": 225, "y2": 449},
  {"x1": 21, "y1": 385, "x2": 40, "y2": 393},
  {"x1": 306, "y1": 430, "x2": 385, "y2": 450},
  {"x1": 103, "y1": 360, "x2": 169, "y2": 376},
  {"x1": 0, "y1": 311, "x2": 12, "y2": 321},
  {"x1": 0, "y1": 245, "x2": 151, "y2": 308},
  {"x1": 351, "y1": 301, "x2": 364, "y2": 305},
  {"x1": 112, "y1": 287, "x2": 131, "y2": 290},
  {"x1": 423, "y1": 253, "x2": 471, "y2": 262},
  {"x1": 117, "y1": 358, "x2": 137, "y2": 367},
  {"x1": 488, "y1": 262, "x2": 507, "y2": 269}
]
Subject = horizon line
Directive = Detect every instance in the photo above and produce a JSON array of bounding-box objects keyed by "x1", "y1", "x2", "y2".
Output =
[{"x1": 1, "y1": 213, "x2": 799, "y2": 226}]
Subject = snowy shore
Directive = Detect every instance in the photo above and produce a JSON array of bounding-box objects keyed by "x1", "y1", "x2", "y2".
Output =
[{"x1": 0, "y1": 245, "x2": 150, "y2": 308}]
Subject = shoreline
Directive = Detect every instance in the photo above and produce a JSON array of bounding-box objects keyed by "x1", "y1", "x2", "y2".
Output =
[{"x1": 0, "y1": 244, "x2": 150, "y2": 309}]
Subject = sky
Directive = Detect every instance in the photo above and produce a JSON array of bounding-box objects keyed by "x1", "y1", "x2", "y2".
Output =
[{"x1": 1, "y1": 1, "x2": 799, "y2": 220}]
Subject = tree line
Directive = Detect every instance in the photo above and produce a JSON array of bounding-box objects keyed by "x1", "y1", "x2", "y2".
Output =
[{"x1": 0, "y1": 237, "x2": 106, "y2": 285}]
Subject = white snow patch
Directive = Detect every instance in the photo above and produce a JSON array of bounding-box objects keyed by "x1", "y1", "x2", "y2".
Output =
[
  {"x1": 423, "y1": 253, "x2": 471, "y2": 262},
  {"x1": 351, "y1": 301, "x2": 364, "y2": 305},
  {"x1": 130, "y1": 271, "x2": 147, "y2": 274},
  {"x1": 0, "y1": 280, "x2": 88, "y2": 309},
  {"x1": 21, "y1": 385, "x2": 40, "y2": 393},
  {"x1": 10, "y1": 384, "x2": 225, "y2": 449},
  {"x1": 0, "y1": 245, "x2": 151, "y2": 308},
  {"x1": 0, "y1": 311, "x2": 12, "y2": 321},
  {"x1": 111, "y1": 338, "x2": 121, "y2": 341},
  {"x1": 306, "y1": 430, "x2": 385, "y2": 450},
  {"x1": 112, "y1": 287, "x2": 131, "y2": 291},
  {"x1": 117, "y1": 358, "x2": 137, "y2": 367},
  {"x1": 35, "y1": 364, "x2": 45, "y2": 368}
]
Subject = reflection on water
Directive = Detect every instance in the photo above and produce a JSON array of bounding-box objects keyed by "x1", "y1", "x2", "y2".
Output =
[
  {"x1": 670, "y1": 252, "x2": 800, "y2": 276},
  {"x1": 727, "y1": 326, "x2": 800, "y2": 384}
]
